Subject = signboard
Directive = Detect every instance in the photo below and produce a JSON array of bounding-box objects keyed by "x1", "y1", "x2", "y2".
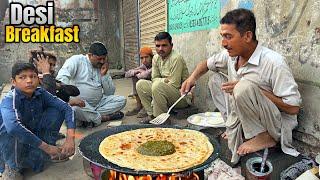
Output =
[{"x1": 168, "y1": 0, "x2": 220, "y2": 34}]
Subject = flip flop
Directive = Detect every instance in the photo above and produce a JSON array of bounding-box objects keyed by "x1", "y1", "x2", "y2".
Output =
[
  {"x1": 125, "y1": 108, "x2": 141, "y2": 116},
  {"x1": 109, "y1": 111, "x2": 124, "y2": 120},
  {"x1": 51, "y1": 155, "x2": 69, "y2": 163},
  {"x1": 137, "y1": 108, "x2": 148, "y2": 118},
  {"x1": 56, "y1": 84, "x2": 80, "y2": 102},
  {"x1": 59, "y1": 84, "x2": 80, "y2": 96},
  {"x1": 128, "y1": 93, "x2": 137, "y2": 98}
]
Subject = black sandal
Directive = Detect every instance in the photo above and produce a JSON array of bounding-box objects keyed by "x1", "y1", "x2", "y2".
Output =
[{"x1": 109, "y1": 111, "x2": 124, "y2": 120}]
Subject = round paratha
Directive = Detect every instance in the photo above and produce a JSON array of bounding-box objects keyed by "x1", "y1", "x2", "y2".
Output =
[{"x1": 99, "y1": 128, "x2": 213, "y2": 172}]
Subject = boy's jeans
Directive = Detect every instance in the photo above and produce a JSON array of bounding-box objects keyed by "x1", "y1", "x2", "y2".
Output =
[{"x1": 0, "y1": 107, "x2": 64, "y2": 172}]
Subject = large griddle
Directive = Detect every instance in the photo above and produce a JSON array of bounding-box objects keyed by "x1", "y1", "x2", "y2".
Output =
[{"x1": 78, "y1": 124, "x2": 220, "y2": 176}]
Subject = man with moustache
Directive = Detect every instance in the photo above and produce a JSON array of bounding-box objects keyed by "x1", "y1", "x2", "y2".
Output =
[
  {"x1": 136, "y1": 32, "x2": 191, "y2": 123},
  {"x1": 56, "y1": 42, "x2": 126, "y2": 127},
  {"x1": 181, "y1": 9, "x2": 301, "y2": 164}
]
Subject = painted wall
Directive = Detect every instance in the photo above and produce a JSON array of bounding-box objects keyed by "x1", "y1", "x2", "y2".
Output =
[
  {"x1": 172, "y1": 0, "x2": 320, "y2": 156},
  {"x1": 0, "y1": 0, "x2": 123, "y2": 83}
]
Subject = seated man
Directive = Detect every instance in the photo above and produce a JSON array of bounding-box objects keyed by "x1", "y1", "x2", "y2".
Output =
[
  {"x1": 0, "y1": 62, "x2": 75, "y2": 179},
  {"x1": 181, "y1": 9, "x2": 301, "y2": 164},
  {"x1": 136, "y1": 32, "x2": 191, "y2": 123},
  {"x1": 125, "y1": 46, "x2": 153, "y2": 117},
  {"x1": 56, "y1": 42, "x2": 126, "y2": 127}
]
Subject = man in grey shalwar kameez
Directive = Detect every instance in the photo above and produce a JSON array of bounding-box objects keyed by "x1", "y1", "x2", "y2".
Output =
[
  {"x1": 181, "y1": 9, "x2": 301, "y2": 164},
  {"x1": 56, "y1": 42, "x2": 126, "y2": 127}
]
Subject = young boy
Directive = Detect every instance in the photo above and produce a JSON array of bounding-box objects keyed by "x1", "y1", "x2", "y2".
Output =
[
  {"x1": 0, "y1": 62, "x2": 75, "y2": 179},
  {"x1": 30, "y1": 49, "x2": 82, "y2": 139},
  {"x1": 29, "y1": 49, "x2": 81, "y2": 104}
]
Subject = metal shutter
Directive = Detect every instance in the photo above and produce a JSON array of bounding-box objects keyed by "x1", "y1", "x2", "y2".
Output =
[
  {"x1": 139, "y1": 0, "x2": 167, "y2": 51},
  {"x1": 123, "y1": 0, "x2": 140, "y2": 70}
]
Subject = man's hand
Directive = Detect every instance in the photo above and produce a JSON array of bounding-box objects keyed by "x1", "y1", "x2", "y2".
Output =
[
  {"x1": 136, "y1": 73, "x2": 143, "y2": 79},
  {"x1": 35, "y1": 54, "x2": 51, "y2": 74},
  {"x1": 260, "y1": 88, "x2": 300, "y2": 115},
  {"x1": 69, "y1": 97, "x2": 85, "y2": 107},
  {"x1": 180, "y1": 77, "x2": 196, "y2": 95},
  {"x1": 60, "y1": 138, "x2": 75, "y2": 158},
  {"x1": 39, "y1": 142, "x2": 61, "y2": 159},
  {"x1": 221, "y1": 80, "x2": 239, "y2": 94},
  {"x1": 100, "y1": 63, "x2": 109, "y2": 76},
  {"x1": 133, "y1": 69, "x2": 143, "y2": 75}
]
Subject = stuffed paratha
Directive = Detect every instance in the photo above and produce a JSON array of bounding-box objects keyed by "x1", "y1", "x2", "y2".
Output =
[{"x1": 99, "y1": 128, "x2": 213, "y2": 172}]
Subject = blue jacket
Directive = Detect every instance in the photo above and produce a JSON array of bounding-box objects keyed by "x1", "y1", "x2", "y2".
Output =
[{"x1": 0, "y1": 87, "x2": 75, "y2": 148}]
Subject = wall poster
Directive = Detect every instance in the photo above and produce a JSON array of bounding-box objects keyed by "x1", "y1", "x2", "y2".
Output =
[{"x1": 168, "y1": 0, "x2": 220, "y2": 34}]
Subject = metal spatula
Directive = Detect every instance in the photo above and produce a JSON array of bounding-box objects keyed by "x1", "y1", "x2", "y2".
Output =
[{"x1": 150, "y1": 88, "x2": 191, "y2": 125}]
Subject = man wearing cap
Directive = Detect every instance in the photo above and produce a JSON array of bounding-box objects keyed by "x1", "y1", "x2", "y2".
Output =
[
  {"x1": 56, "y1": 42, "x2": 126, "y2": 127},
  {"x1": 136, "y1": 32, "x2": 191, "y2": 123},
  {"x1": 125, "y1": 46, "x2": 153, "y2": 117}
]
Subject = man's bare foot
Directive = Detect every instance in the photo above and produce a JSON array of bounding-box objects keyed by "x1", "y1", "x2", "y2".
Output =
[
  {"x1": 237, "y1": 132, "x2": 276, "y2": 155},
  {"x1": 221, "y1": 131, "x2": 228, "y2": 140}
]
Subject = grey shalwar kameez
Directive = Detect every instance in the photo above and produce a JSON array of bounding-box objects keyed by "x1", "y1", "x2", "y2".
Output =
[{"x1": 56, "y1": 54, "x2": 126, "y2": 126}]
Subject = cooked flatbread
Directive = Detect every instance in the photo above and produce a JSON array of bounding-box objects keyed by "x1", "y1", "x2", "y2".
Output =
[{"x1": 99, "y1": 128, "x2": 213, "y2": 172}]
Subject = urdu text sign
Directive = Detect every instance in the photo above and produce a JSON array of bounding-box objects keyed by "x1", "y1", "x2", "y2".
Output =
[{"x1": 168, "y1": 0, "x2": 220, "y2": 34}]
